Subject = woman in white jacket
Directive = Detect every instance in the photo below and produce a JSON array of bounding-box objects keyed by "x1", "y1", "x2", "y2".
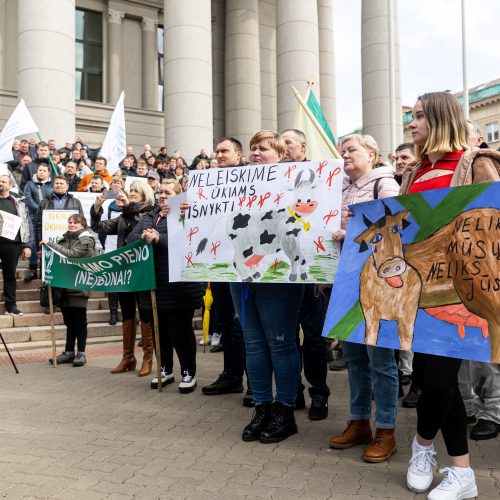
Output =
[{"x1": 329, "y1": 134, "x2": 401, "y2": 463}]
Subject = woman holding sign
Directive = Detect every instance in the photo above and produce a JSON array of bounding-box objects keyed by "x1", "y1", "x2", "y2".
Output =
[
  {"x1": 91, "y1": 181, "x2": 156, "y2": 377},
  {"x1": 402, "y1": 92, "x2": 500, "y2": 499},
  {"x1": 41, "y1": 214, "x2": 95, "y2": 367},
  {"x1": 229, "y1": 130, "x2": 304, "y2": 444}
]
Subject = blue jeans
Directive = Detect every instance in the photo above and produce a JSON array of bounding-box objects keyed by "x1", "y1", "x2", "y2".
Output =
[
  {"x1": 230, "y1": 282, "x2": 303, "y2": 406},
  {"x1": 343, "y1": 342, "x2": 399, "y2": 429}
]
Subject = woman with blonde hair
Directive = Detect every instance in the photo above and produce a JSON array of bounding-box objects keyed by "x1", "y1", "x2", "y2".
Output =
[
  {"x1": 91, "y1": 180, "x2": 156, "y2": 376},
  {"x1": 403, "y1": 92, "x2": 500, "y2": 499}
]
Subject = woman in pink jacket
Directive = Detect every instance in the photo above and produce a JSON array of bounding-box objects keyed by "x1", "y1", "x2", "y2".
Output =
[{"x1": 329, "y1": 134, "x2": 401, "y2": 463}]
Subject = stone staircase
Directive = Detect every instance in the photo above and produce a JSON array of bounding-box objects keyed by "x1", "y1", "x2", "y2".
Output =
[{"x1": 0, "y1": 266, "x2": 203, "y2": 353}]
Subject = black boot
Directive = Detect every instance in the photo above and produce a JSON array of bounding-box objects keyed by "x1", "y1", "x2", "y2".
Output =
[
  {"x1": 108, "y1": 293, "x2": 119, "y2": 326},
  {"x1": 398, "y1": 370, "x2": 405, "y2": 398},
  {"x1": 24, "y1": 268, "x2": 37, "y2": 283},
  {"x1": 402, "y1": 383, "x2": 421, "y2": 408},
  {"x1": 242, "y1": 402, "x2": 272, "y2": 442},
  {"x1": 259, "y1": 402, "x2": 298, "y2": 443}
]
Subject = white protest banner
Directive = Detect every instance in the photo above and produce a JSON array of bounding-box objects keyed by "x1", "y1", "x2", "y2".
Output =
[
  {"x1": 100, "y1": 91, "x2": 126, "y2": 175},
  {"x1": 168, "y1": 159, "x2": 344, "y2": 283},
  {"x1": 167, "y1": 192, "x2": 187, "y2": 282},
  {"x1": 0, "y1": 99, "x2": 39, "y2": 163},
  {"x1": 124, "y1": 175, "x2": 148, "y2": 192},
  {"x1": 0, "y1": 210, "x2": 22, "y2": 240},
  {"x1": 42, "y1": 210, "x2": 79, "y2": 242},
  {"x1": 70, "y1": 191, "x2": 98, "y2": 226}
]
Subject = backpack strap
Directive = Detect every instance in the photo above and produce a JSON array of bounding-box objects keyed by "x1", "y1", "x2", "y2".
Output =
[{"x1": 373, "y1": 178, "x2": 381, "y2": 200}]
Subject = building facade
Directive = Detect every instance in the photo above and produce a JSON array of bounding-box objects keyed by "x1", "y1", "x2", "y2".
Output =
[{"x1": 0, "y1": 0, "x2": 403, "y2": 161}]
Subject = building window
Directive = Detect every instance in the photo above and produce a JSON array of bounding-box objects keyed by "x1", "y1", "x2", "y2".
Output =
[
  {"x1": 486, "y1": 122, "x2": 499, "y2": 143},
  {"x1": 157, "y1": 26, "x2": 164, "y2": 111},
  {"x1": 75, "y1": 9, "x2": 103, "y2": 102}
]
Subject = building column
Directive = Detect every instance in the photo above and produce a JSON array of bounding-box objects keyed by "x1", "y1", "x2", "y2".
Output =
[
  {"x1": 141, "y1": 17, "x2": 158, "y2": 110},
  {"x1": 276, "y1": 0, "x2": 320, "y2": 131},
  {"x1": 211, "y1": 0, "x2": 226, "y2": 143},
  {"x1": 361, "y1": 0, "x2": 402, "y2": 157},
  {"x1": 163, "y1": 0, "x2": 213, "y2": 161},
  {"x1": 107, "y1": 8, "x2": 124, "y2": 105},
  {"x1": 17, "y1": 0, "x2": 75, "y2": 144},
  {"x1": 318, "y1": 0, "x2": 337, "y2": 137},
  {"x1": 224, "y1": 0, "x2": 261, "y2": 151},
  {"x1": 0, "y1": 0, "x2": 6, "y2": 90}
]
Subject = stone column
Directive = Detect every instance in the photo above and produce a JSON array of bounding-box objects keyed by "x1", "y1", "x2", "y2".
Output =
[
  {"x1": 107, "y1": 9, "x2": 124, "y2": 105},
  {"x1": 276, "y1": 0, "x2": 320, "y2": 131},
  {"x1": 0, "y1": 0, "x2": 6, "y2": 90},
  {"x1": 318, "y1": 0, "x2": 337, "y2": 137},
  {"x1": 361, "y1": 0, "x2": 402, "y2": 157},
  {"x1": 212, "y1": 0, "x2": 226, "y2": 142},
  {"x1": 17, "y1": 0, "x2": 75, "y2": 144},
  {"x1": 225, "y1": 0, "x2": 261, "y2": 151},
  {"x1": 141, "y1": 17, "x2": 158, "y2": 110},
  {"x1": 163, "y1": 0, "x2": 213, "y2": 161}
]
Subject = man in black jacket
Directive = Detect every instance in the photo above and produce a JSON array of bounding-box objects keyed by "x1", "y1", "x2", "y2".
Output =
[{"x1": 63, "y1": 161, "x2": 80, "y2": 192}]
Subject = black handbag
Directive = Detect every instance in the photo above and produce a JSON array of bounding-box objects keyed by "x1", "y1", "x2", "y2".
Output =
[{"x1": 39, "y1": 284, "x2": 64, "y2": 308}]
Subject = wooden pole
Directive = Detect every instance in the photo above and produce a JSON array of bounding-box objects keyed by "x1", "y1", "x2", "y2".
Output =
[
  {"x1": 150, "y1": 290, "x2": 162, "y2": 393},
  {"x1": 48, "y1": 286, "x2": 57, "y2": 367}
]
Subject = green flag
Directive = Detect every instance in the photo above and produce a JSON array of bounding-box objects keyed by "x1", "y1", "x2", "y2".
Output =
[{"x1": 42, "y1": 239, "x2": 156, "y2": 292}]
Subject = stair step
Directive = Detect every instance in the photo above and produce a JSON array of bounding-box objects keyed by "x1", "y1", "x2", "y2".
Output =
[
  {"x1": 0, "y1": 298, "x2": 108, "y2": 315},
  {"x1": 1, "y1": 289, "x2": 106, "y2": 301},
  {"x1": 1, "y1": 335, "x2": 123, "y2": 353},
  {"x1": 10, "y1": 310, "x2": 121, "y2": 328}
]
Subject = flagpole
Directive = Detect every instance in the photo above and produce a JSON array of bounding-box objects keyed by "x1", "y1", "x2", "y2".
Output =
[
  {"x1": 48, "y1": 286, "x2": 57, "y2": 368},
  {"x1": 461, "y1": 0, "x2": 469, "y2": 119},
  {"x1": 291, "y1": 85, "x2": 341, "y2": 159},
  {"x1": 150, "y1": 290, "x2": 162, "y2": 393},
  {"x1": 388, "y1": 0, "x2": 396, "y2": 152}
]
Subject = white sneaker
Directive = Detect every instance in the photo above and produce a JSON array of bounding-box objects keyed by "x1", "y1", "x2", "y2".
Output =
[
  {"x1": 199, "y1": 335, "x2": 212, "y2": 346},
  {"x1": 427, "y1": 467, "x2": 478, "y2": 500},
  {"x1": 211, "y1": 332, "x2": 221, "y2": 347},
  {"x1": 150, "y1": 369, "x2": 174, "y2": 389},
  {"x1": 179, "y1": 370, "x2": 197, "y2": 394},
  {"x1": 407, "y1": 438, "x2": 437, "y2": 493}
]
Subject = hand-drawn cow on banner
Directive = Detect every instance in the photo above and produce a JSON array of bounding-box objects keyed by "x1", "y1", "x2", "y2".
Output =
[
  {"x1": 354, "y1": 203, "x2": 500, "y2": 363},
  {"x1": 197, "y1": 169, "x2": 319, "y2": 282}
]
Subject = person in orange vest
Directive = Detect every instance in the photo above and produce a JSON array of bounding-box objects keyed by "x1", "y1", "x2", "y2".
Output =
[{"x1": 77, "y1": 156, "x2": 113, "y2": 192}]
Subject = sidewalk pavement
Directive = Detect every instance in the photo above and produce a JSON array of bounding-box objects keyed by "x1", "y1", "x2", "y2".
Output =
[{"x1": 0, "y1": 343, "x2": 498, "y2": 499}]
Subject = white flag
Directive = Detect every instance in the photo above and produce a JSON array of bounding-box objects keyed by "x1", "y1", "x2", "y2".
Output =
[
  {"x1": 100, "y1": 91, "x2": 126, "y2": 175},
  {"x1": 0, "y1": 99, "x2": 39, "y2": 163}
]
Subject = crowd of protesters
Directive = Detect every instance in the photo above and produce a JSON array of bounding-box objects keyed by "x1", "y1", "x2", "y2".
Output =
[{"x1": 1, "y1": 90, "x2": 500, "y2": 500}]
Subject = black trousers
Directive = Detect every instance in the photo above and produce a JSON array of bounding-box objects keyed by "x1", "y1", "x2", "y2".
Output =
[
  {"x1": 143, "y1": 308, "x2": 197, "y2": 377},
  {"x1": 296, "y1": 284, "x2": 330, "y2": 398},
  {"x1": 415, "y1": 352, "x2": 468, "y2": 456},
  {"x1": 211, "y1": 282, "x2": 246, "y2": 381},
  {"x1": 61, "y1": 306, "x2": 88, "y2": 353},
  {"x1": 0, "y1": 241, "x2": 22, "y2": 309}
]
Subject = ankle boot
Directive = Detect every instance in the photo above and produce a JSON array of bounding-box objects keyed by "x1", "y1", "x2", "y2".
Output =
[
  {"x1": 259, "y1": 402, "x2": 298, "y2": 443},
  {"x1": 111, "y1": 319, "x2": 137, "y2": 374},
  {"x1": 329, "y1": 420, "x2": 372, "y2": 449},
  {"x1": 242, "y1": 402, "x2": 272, "y2": 442},
  {"x1": 138, "y1": 321, "x2": 154, "y2": 377},
  {"x1": 108, "y1": 293, "x2": 119, "y2": 326},
  {"x1": 362, "y1": 428, "x2": 397, "y2": 463}
]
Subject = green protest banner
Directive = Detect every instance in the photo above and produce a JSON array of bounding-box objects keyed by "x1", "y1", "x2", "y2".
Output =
[{"x1": 42, "y1": 239, "x2": 156, "y2": 292}]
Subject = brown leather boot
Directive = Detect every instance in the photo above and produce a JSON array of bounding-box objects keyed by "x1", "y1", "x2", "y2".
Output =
[
  {"x1": 111, "y1": 319, "x2": 137, "y2": 374},
  {"x1": 329, "y1": 420, "x2": 372, "y2": 449},
  {"x1": 362, "y1": 428, "x2": 397, "y2": 463},
  {"x1": 138, "y1": 321, "x2": 154, "y2": 377}
]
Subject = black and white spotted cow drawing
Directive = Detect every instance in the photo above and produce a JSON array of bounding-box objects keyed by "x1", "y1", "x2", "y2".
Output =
[{"x1": 208, "y1": 168, "x2": 319, "y2": 282}]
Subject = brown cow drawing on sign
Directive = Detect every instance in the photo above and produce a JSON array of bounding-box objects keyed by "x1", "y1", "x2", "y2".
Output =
[{"x1": 355, "y1": 203, "x2": 500, "y2": 363}]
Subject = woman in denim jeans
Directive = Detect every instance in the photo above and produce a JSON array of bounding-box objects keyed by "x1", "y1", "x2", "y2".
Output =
[
  {"x1": 230, "y1": 130, "x2": 304, "y2": 444},
  {"x1": 328, "y1": 134, "x2": 400, "y2": 463}
]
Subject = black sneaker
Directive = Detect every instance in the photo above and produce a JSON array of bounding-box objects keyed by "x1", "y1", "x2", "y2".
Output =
[
  {"x1": 202, "y1": 372, "x2": 244, "y2": 395},
  {"x1": 179, "y1": 370, "x2": 197, "y2": 393},
  {"x1": 48, "y1": 352, "x2": 75, "y2": 364},
  {"x1": 329, "y1": 347, "x2": 347, "y2": 370},
  {"x1": 402, "y1": 385, "x2": 421, "y2": 408},
  {"x1": 73, "y1": 352, "x2": 86, "y2": 367},
  {"x1": 24, "y1": 270, "x2": 37, "y2": 282},
  {"x1": 309, "y1": 396, "x2": 328, "y2": 421},
  {"x1": 5, "y1": 307, "x2": 23, "y2": 316}
]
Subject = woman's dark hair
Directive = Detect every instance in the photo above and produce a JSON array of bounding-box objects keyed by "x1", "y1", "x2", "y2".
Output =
[{"x1": 68, "y1": 214, "x2": 88, "y2": 229}]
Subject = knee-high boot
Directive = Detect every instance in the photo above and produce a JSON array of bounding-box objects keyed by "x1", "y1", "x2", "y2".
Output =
[
  {"x1": 111, "y1": 319, "x2": 137, "y2": 374},
  {"x1": 139, "y1": 321, "x2": 154, "y2": 377}
]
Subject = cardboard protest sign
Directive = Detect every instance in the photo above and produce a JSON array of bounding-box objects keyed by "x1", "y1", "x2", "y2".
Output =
[
  {"x1": 168, "y1": 160, "x2": 344, "y2": 283},
  {"x1": 323, "y1": 183, "x2": 500, "y2": 364},
  {"x1": 70, "y1": 191, "x2": 97, "y2": 226},
  {"x1": 42, "y1": 239, "x2": 155, "y2": 292},
  {"x1": 41, "y1": 210, "x2": 79, "y2": 242},
  {"x1": 0, "y1": 209, "x2": 22, "y2": 240}
]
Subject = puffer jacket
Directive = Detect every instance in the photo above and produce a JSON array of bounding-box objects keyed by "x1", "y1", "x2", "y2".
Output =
[
  {"x1": 400, "y1": 148, "x2": 500, "y2": 194},
  {"x1": 341, "y1": 166, "x2": 400, "y2": 230},
  {"x1": 127, "y1": 207, "x2": 203, "y2": 311},
  {"x1": 23, "y1": 175, "x2": 53, "y2": 215},
  {"x1": 90, "y1": 202, "x2": 155, "y2": 248},
  {"x1": 46, "y1": 229, "x2": 96, "y2": 308}
]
